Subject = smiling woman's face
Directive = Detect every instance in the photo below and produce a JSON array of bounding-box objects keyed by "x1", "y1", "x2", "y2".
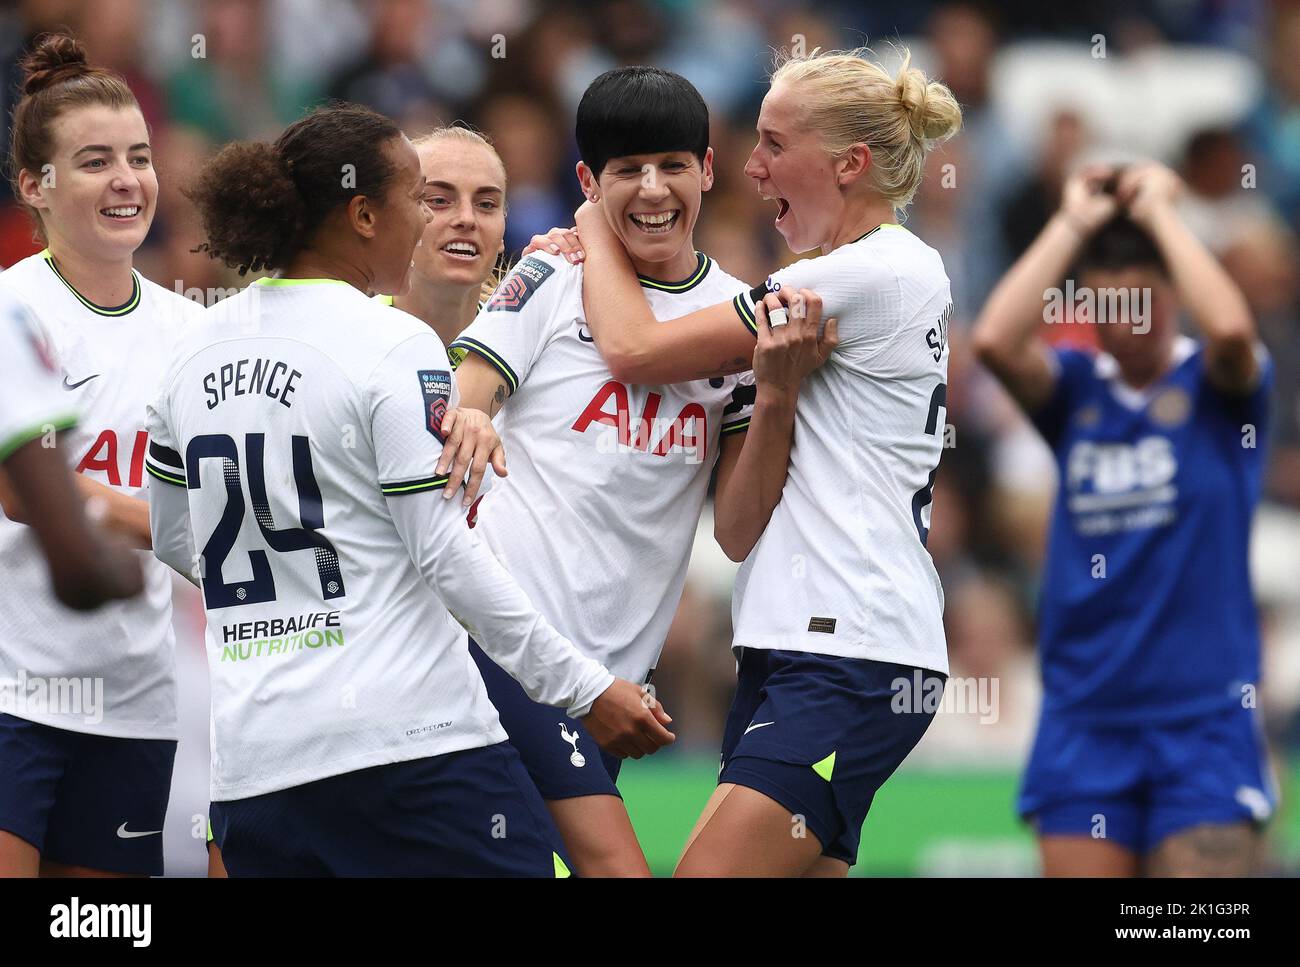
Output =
[
  {"x1": 744, "y1": 81, "x2": 846, "y2": 254},
  {"x1": 410, "y1": 138, "x2": 507, "y2": 290},
  {"x1": 25, "y1": 104, "x2": 156, "y2": 261},
  {"x1": 589, "y1": 148, "x2": 713, "y2": 271}
]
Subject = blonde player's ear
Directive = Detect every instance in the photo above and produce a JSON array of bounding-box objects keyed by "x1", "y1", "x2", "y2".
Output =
[
  {"x1": 576, "y1": 161, "x2": 599, "y2": 203},
  {"x1": 837, "y1": 143, "x2": 871, "y2": 187},
  {"x1": 701, "y1": 147, "x2": 715, "y2": 192}
]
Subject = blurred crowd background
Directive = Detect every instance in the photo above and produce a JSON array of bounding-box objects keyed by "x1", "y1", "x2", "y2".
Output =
[{"x1": 3, "y1": 0, "x2": 1299, "y2": 874}]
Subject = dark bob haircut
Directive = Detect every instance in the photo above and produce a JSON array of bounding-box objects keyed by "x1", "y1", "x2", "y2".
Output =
[{"x1": 576, "y1": 66, "x2": 709, "y2": 177}]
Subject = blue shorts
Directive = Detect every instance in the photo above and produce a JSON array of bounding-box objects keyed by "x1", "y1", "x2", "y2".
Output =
[
  {"x1": 469, "y1": 638, "x2": 622, "y2": 800},
  {"x1": 1018, "y1": 702, "x2": 1276, "y2": 854},
  {"x1": 211, "y1": 742, "x2": 572, "y2": 876},
  {"x1": 0, "y1": 712, "x2": 176, "y2": 875},
  {"x1": 719, "y1": 648, "x2": 944, "y2": 865}
]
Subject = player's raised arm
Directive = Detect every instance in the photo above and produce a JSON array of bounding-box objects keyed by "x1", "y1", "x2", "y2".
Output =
[
  {"x1": 575, "y1": 201, "x2": 763, "y2": 382},
  {"x1": 1114, "y1": 162, "x2": 1260, "y2": 394},
  {"x1": 972, "y1": 165, "x2": 1120, "y2": 412}
]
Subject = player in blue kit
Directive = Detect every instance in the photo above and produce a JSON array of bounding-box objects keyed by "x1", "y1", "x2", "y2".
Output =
[{"x1": 974, "y1": 162, "x2": 1274, "y2": 876}]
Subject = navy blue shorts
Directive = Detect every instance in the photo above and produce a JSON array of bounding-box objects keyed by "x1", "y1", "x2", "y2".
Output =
[
  {"x1": 0, "y1": 712, "x2": 176, "y2": 875},
  {"x1": 469, "y1": 638, "x2": 622, "y2": 800},
  {"x1": 1019, "y1": 702, "x2": 1276, "y2": 854},
  {"x1": 211, "y1": 742, "x2": 573, "y2": 876},
  {"x1": 719, "y1": 649, "x2": 944, "y2": 865}
]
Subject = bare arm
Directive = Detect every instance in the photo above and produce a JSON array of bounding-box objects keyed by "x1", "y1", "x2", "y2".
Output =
[
  {"x1": 973, "y1": 165, "x2": 1118, "y2": 412},
  {"x1": 1, "y1": 442, "x2": 143, "y2": 609},
  {"x1": 78, "y1": 476, "x2": 152, "y2": 549},
  {"x1": 2, "y1": 461, "x2": 152, "y2": 549},
  {"x1": 713, "y1": 293, "x2": 837, "y2": 561},
  {"x1": 448, "y1": 351, "x2": 510, "y2": 418},
  {"x1": 433, "y1": 353, "x2": 510, "y2": 506},
  {"x1": 575, "y1": 202, "x2": 758, "y2": 383},
  {"x1": 1118, "y1": 163, "x2": 1259, "y2": 394}
]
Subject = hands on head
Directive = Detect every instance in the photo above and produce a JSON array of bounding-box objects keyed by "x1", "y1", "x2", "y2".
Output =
[{"x1": 1060, "y1": 161, "x2": 1183, "y2": 235}]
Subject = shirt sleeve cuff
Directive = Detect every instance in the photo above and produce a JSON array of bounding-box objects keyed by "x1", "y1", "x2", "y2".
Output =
[{"x1": 567, "y1": 669, "x2": 616, "y2": 719}]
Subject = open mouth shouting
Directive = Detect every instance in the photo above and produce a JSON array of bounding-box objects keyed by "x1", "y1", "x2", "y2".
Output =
[
  {"x1": 628, "y1": 210, "x2": 680, "y2": 235},
  {"x1": 760, "y1": 191, "x2": 790, "y2": 225},
  {"x1": 441, "y1": 240, "x2": 480, "y2": 261}
]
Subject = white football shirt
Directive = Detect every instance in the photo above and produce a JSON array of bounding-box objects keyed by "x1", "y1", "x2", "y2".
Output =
[
  {"x1": 0, "y1": 288, "x2": 77, "y2": 461},
  {"x1": 450, "y1": 251, "x2": 754, "y2": 683},
  {"x1": 0, "y1": 251, "x2": 200, "y2": 738},
  {"x1": 146, "y1": 278, "x2": 612, "y2": 800},
  {"x1": 730, "y1": 224, "x2": 952, "y2": 674}
]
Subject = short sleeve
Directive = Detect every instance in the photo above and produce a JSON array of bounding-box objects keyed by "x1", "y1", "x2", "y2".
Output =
[
  {"x1": 448, "y1": 254, "x2": 569, "y2": 393},
  {"x1": 367, "y1": 332, "x2": 461, "y2": 498},
  {"x1": 1204, "y1": 342, "x2": 1273, "y2": 437},
  {"x1": 1029, "y1": 346, "x2": 1095, "y2": 449},
  {"x1": 144, "y1": 385, "x2": 200, "y2": 579},
  {"x1": 730, "y1": 246, "x2": 903, "y2": 357},
  {"x1": 720, "y1": 371, "x2": 756, "y2": 438},
  {"x1": 0, "y1": 292, "x2": 77, "y2": 462},
  {"x1": 143, "y1": 388, "x2": 186, "y2": 489}
]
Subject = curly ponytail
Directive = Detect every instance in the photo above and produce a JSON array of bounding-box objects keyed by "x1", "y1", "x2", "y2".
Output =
[{"x1": 187, "y1": 103, "x2": 403, "y2": 275}]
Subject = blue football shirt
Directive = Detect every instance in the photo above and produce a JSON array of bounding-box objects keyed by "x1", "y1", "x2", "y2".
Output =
[{"x1": 1031, "y1": 336, "x2": 1270, "y2": 724}]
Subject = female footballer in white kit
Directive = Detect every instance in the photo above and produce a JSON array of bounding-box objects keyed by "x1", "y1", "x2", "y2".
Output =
[
  {"x1": 389, "y1": 126, "x2": 510, "y2": 342},
  {"x1": 568, "y1": 48, "x2": 964, "y2": 876},
  {"x1": 0, "y1": 34, "x2": 201, "y2": 878},
  {"x1": 202, "y1": 124, "x2": 513, "y2": 878},
  {"x1": 441, "y1": 67, "x2": 835, "y2": 876},
  {"x1": 150, "y1": 103, "x2": 672, "y2": 876}
]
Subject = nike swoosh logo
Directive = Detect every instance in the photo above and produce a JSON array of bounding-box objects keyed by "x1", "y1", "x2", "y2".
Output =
[
  {"x1": 744, "y1": 721, "x2": 774, "y2": 735},
  {"x1": 62, "y1": 373, "x2": 99, "y2": 390},
  {"x1": 116, "y1": 823, "x2": 162, "y2": 839},
  {"x1": 577, "y1": 326, "x2": 594, "y2": 343}
]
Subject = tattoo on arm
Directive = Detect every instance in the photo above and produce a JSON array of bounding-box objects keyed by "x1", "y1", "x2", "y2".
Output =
[
  {"x1": 702, "y1": 357, "x2": 751, "y2": 378},
  {"x1": 491, "y1": 382, "x2": 507, "y2": 416}
]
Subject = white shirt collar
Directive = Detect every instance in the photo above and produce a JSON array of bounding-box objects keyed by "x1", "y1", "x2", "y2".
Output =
[{"x1": 1094, "y1": 335, "x2": 1197, "y2": 411}]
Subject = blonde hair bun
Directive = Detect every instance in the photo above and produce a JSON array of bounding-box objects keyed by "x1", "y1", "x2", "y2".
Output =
[
  {"x1": 771, "y1": 45, "x2": 963, "y2": 211},
  {"x1": 894, "y1": 54, "x2": 963, "y2": 143}
]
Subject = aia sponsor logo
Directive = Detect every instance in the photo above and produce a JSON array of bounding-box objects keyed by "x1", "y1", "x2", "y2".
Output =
[
  {"x1": 572, "y1": 380, "x2": 707, "y2": 462},
  {"x1": 77, "y1": 429, "x2": 149, "y2": 487}
]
